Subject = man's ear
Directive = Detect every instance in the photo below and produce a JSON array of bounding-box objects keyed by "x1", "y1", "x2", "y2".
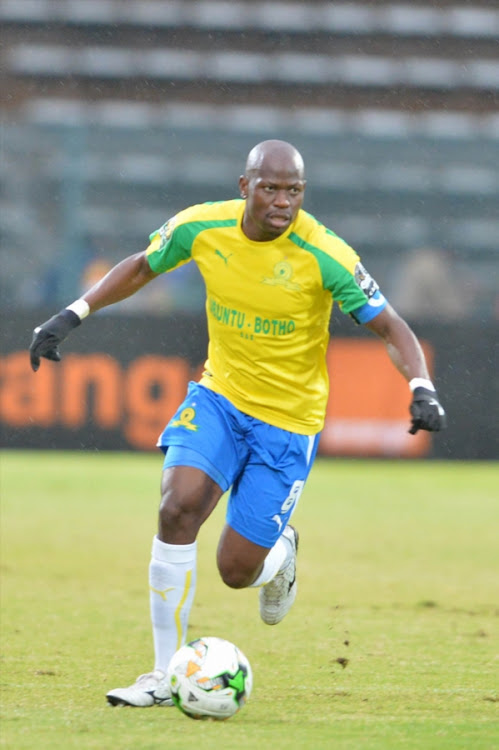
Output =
[{"x1": 238, "y1": 175, "x2": 248, "y2": 198}]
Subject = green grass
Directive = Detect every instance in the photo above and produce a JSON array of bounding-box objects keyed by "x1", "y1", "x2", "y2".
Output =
[{"x1": 1, "y1": 451, "x2": 498, "y2": 749}]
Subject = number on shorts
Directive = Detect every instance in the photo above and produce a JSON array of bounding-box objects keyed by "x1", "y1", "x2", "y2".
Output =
[{"x1": 281, "y1": 480, "x2": 305, "y2": 513}]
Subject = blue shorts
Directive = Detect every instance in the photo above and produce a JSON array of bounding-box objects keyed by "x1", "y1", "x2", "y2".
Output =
[{"x1": 157, "y1": 382, "x2": 320, "y2": 548}]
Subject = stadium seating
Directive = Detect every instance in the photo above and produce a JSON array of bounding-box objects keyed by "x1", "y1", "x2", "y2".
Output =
[{"x1": 1, "y1": 0, "x2": 498, "y2": 316}]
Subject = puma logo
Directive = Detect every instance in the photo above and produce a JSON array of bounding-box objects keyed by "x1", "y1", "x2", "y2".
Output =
[
  {"x1": 215, "y1": 249, "x2": 232, "y2": 264},
  {"x1": 150, "y1": 585, "x2": 175, "y2": 601},
  {"x1": 272, "y1": 514, "x2": 283, "y2": 532}
]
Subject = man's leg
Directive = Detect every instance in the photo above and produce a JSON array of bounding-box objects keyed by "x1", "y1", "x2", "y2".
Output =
[
  {"x1": 216, "y1": 524, "x2": 291, "y2": 589},
  {"x1": 256, "y1": 525, "x2": 299, "y2": 625},
  {"x1": 149, "y1": 536, "x2": 197, "y2": 674},
  {"x1": 219, "y1": 429, "x2": 320, "y2": 625},
  {"x1": 216, "y1": 522, "x2": 298, "y2": 625},
  {"x1": 106, "y1": 465, "x2": 223, "y2": 707},
  {"x1": 151, "y1": 464, "x2": 223, "y2": 669}
]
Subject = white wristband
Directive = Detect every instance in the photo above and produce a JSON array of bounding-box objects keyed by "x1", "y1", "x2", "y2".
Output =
[
  {"x1": 409, "y1": 377, "x2": 435, "y2": 392},
  {"x1": 66, "y1": 299, "x2": 90, "y2": 320}
]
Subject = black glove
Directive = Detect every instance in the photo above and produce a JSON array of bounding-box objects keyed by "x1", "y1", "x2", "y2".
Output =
[
  {"x1": 29, "y1": 309, "x2": 82, "y2": 372},
  {"x1": 409, "y1": 387, "x2": 447, "y2": 434}
]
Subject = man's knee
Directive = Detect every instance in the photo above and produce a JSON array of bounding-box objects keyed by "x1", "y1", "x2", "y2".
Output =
[
  {"x1": 216, "y1": 524, "x2": 267, "y2": 589},
  {"x1": 218, "y1": 561, "x2": 259, "y2": 589},
  {"x1": 158, "y1": 493, "x2": 191, "y2": 532}
]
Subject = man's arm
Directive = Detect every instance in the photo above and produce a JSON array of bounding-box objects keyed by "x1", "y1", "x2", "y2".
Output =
[
  {"x1": 82, "y1": 251, "x2": 158, "y2": 313},
  {"x1": 365, "y1": 304, "x2": 446, "y2": 434},
  {"x1": 29, "y1": 251, "x2": 157, "y2": 371}
]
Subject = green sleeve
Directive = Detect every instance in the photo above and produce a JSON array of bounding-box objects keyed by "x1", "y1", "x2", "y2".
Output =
[{"x1": 146, "y1": 219, "x2": 194, "y2": 274}]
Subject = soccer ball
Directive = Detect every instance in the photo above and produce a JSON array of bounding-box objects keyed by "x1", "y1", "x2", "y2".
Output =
[{"x1": 167, "y1": 636, "x2": 252, "y2": 720}]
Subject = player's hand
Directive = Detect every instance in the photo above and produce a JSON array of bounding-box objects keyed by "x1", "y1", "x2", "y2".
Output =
[
  {"x1": 29, "y1": 309, "x2": 82, "y2": 372},
  {"x1": 409, "y1": 387, "x2": 447, "y2": 434}
]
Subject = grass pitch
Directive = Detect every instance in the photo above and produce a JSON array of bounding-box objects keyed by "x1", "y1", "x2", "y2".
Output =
[{"x1": 1, "y1": 451, "x2": 498, "y2": 750}]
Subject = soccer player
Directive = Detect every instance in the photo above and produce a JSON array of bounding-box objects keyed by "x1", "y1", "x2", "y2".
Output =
[{"x1": 29, "y1": 140, "x2": 446, "y2": 707}]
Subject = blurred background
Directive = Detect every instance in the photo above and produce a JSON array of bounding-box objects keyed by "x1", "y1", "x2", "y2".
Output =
[
  {"x1": 2, "y1": 0, "x2": 499, "y2": 316},
  {"x1": 1, "y1": 0, "x2": 498, "y2": 457}
]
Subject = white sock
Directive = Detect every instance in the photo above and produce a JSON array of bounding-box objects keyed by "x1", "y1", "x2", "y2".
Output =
[
  {"x1": 149, "y1": 536, "x2": 197, "y2": 674},
  {"x1": 248, "y1": 535, "x2": 291, "y2": 588}
]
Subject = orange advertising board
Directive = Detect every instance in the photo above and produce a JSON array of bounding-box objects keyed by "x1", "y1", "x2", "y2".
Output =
[
  {"x1": 0, "y1": 339, "x2": 432, "y2": 456},
  {"x1": 322, "y1": 339, "x2": 433, "y2": 457}
]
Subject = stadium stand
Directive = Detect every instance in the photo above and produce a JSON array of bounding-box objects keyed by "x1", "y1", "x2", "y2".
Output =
[{"x1": 1, "y1": 0, "x2": 498, "y2": 317}]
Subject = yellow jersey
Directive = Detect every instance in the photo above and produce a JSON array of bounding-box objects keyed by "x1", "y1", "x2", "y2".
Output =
[{"x1": 146, "y1": 199, "x2": 385, "y2": 434}]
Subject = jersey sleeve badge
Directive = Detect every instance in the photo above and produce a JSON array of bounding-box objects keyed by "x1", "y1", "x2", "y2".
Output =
[
  {"x1": 350, "y1": 262, "x2": 388, "y2": 324},
  {"x1": 159, "y1": 216, "x2": 177, "y2": 248},
  {"x1": 146, "y1": 215, "x2": 177, "y2": 258},
  {"x1": 354, "y1": 262, "x2": 380, "y2": 299}
]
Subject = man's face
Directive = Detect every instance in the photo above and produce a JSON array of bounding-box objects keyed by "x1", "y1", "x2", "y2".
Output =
[{"x1": 239, "y1": 168, "x2": 306, "y2": 242}]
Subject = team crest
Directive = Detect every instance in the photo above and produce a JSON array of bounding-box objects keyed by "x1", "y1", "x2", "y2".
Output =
[
  {"x1": 262, "y1": 261, "x2": 301, "y2": 291},
  {"x1": 171, "y1": 407, "x2": 198, "y2": 431}
]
